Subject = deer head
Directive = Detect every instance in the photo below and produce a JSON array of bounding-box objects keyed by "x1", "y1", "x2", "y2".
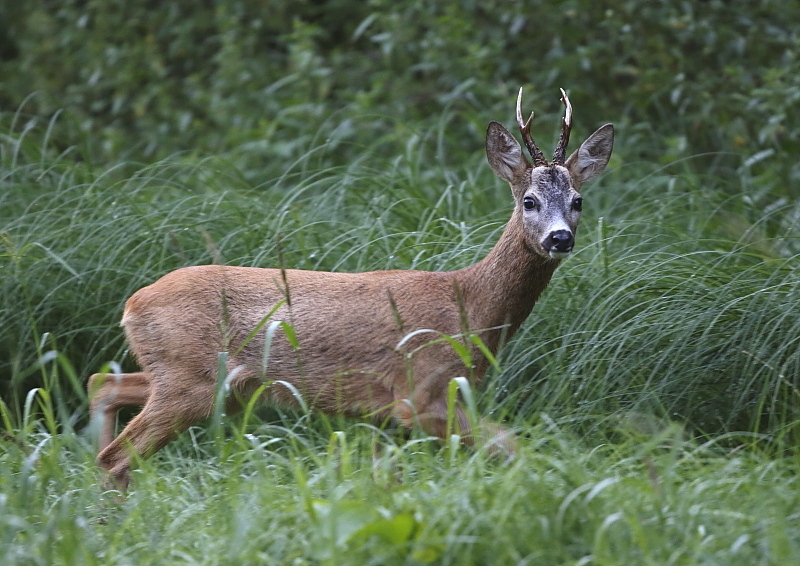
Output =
[{"x1": 486, "y1": 88, "x2": 614, "y2": 259}]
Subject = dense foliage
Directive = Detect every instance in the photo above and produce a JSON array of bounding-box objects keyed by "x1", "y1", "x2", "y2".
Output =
[
  {"x1": 3, "y1": 1, "x2": 800, "y2": 192},
  {"x1": 1, "y1": 1, "x2": 799, "y2": 563}
]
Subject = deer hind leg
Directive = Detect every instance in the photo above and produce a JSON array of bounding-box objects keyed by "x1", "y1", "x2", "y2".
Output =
[
  {"x1": 88, "y1": 371, "x2": 152, "y2": 453},
  {"x1": 96, "y1": 374, "x2": 216, "y2": 490}
]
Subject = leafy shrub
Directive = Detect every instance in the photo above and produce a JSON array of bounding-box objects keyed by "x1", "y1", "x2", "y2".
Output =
[{"x1": 2, "y1": 1, "x2": 798, "y2": 198}]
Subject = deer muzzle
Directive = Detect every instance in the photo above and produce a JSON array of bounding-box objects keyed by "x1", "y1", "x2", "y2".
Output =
[{"x1": 544, "y1": 229, "x2": 574, "y2": 259}]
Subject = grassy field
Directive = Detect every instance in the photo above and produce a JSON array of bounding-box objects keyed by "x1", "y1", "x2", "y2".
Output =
[
  {"x1": 2, "y1": 413, "x2": 798, "y2": 565},
  {"x1": 1, "y1": 104, "x2": 799, "y2": 564},
  {"x1": 2, "y1": 2, "x2": 800, "y2": 562}
]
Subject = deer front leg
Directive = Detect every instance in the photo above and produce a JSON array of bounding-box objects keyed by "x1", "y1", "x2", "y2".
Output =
[
  {"x1": 88, "y1": 372, "x2": 152, "y2": 453},
  {"x1": 393, "y1": 395, "x2": 516, "y2": 457}
]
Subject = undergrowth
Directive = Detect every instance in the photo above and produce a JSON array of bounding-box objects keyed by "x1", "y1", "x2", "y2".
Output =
[{"x1": 1, "y1": 402, "x2": 798, "y2": 565}]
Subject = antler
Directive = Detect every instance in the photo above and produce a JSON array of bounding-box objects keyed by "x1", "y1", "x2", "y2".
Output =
[
  {"x1": 552, "y1": 88, "x2": 572, "y2": 164},
  {"x1": 516, "y1": 88, "x2": 548, "y2": 167}
]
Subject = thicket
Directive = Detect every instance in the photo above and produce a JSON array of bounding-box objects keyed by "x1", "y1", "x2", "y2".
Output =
[{"x1": 3, "y1": 0, "x2": 799, "y2": 189}]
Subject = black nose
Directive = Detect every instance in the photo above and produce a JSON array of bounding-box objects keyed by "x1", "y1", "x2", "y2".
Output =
[{"x1": 545, "y1": 230, "x2": 574, "y2": 253}]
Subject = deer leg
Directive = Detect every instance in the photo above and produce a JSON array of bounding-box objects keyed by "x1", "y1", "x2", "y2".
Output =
[
  {"x1": 395, "y1": 394, "x2": 516, "y2": 457},
  {"x1": 88, "y1": 372, "x2": 152, "y2": 453},
  {"x1": 418, "y1": 399, "x2": 474, "y2": 442},
  {"x1": 97, "y1": 376, "x2": 216, "y2": 490}
]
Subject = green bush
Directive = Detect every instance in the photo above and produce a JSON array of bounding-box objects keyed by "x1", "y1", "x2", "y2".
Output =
[{"x1": 2, "y1": 1, "x2": 799, "y2": 198}]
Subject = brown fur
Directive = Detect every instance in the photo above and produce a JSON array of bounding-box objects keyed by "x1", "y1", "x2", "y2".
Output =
[{"x1": 88, "y1": 95, "x2": 614, "y2": 489}]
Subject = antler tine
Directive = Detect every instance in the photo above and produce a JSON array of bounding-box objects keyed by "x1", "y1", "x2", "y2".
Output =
[
  {"x1": 552, "y1": 87, "x2": 573, "y2": 164},
  {"x1": 516, "y1": 87, "x2": 548, "y2": 166},
  {"x1": 515, "y1": 87, "x2": 533, "y2": 133}
]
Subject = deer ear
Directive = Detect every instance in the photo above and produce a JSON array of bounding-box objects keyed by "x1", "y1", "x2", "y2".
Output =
[
  {"x1": 486, "y1": 121, "x2": 529, "y2": 183},
  {"x1": 565, "y1": 123, "x2": 614, "y2": 186}
]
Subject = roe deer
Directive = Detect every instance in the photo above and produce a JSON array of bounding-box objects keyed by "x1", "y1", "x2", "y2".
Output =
[{"x1": 88, "y1": 88, "x2": 613, "y2": 489}]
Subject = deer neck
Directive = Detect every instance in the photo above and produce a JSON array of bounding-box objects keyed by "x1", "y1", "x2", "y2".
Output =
[{"x1": 454, "y1": 211, "x2": 559, "y2": 352}]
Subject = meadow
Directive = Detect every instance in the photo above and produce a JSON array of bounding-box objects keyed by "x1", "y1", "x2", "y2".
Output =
[{"x1": 1, "y1": 1, "x2": 799, "y2": 564}]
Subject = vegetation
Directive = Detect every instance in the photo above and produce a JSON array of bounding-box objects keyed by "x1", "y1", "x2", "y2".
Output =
[{"x1": 1, "y1": 0, "x2": 798, "y2": 563}]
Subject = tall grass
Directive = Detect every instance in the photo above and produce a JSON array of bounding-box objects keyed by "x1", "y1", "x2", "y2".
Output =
[
  {"x1": 494, "y1": 180, "x2": 800, "y2": 436},
  {"x1": 1, "y1": 404, "x2": 798, "y2": 564},
  {"x1": 1, "y1": 111, "x2": 799, "y2": 563},
  {"x1": 2, "y1": 112, "x2": 797, "y2": 435}
]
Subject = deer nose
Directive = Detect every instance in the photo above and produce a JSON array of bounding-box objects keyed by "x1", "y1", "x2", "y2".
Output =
[{"x1": 544, "y1": 230, "x2": 574, "y2": 255}]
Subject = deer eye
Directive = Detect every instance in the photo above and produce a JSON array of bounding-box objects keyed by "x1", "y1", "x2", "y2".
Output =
[
  {"x1": 523, "y1": 197, "x2": 537, "y2": 211},
  {"x1": 572, "y1": 197, "x2": 583, "y2": 212}
]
